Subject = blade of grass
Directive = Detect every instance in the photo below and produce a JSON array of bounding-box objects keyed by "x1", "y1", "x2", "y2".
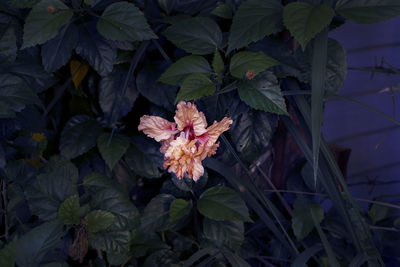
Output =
[
  {"x1": 311, "y1": 27, "x2": 329, "y2": 186},
  {"x1": 291, "y1": 244, "x2": 323, "y2": 267}
]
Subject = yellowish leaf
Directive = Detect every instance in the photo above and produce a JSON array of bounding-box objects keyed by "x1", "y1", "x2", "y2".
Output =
[{"x1": 70, "y1": 60, "x2": 89, "y2": 88}]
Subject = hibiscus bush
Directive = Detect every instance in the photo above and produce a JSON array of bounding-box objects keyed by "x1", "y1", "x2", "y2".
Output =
[{"x1": 1, "y1": 0, "x2": 400, "y2": 266}]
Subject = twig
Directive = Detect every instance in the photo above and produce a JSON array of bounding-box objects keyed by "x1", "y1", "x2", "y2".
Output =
[{"x1": 1, "y1": 179, "x2": 8, "y2": 241}]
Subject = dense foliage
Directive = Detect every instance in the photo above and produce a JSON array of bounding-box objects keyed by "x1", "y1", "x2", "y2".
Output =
[{"x1": 1, "y1": 0, "x2": 400, "y2": 266}]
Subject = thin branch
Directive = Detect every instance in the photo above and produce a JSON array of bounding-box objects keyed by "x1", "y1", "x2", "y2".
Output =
[{"x1": 1, "y1": 179, "x2": 8, "y2": 241}]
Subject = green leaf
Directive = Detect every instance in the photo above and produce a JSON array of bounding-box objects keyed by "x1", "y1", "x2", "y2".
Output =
[
  {"x1": 325, "y1": 38, "x2": 347, "y2": 94},
  {"x1": 125, "y1": 136, "x2": 163, "y2": 179},
  {"x1": 291, "y1": 244, "x2": 323, "y2": 267},
  {"x1": 0, "y1": 239, "x2": 17, "y2": 267},
  {"x1": 22, "y1": 0, "x2": 73, "y2": 49},
  {"x1": 0, "y1": 74, "x2": 40, "y2": 119},
  {"x1": 58, "y1": 194, "x2": 80, "y2": 225},
  {"x1": 283, "y1": 2, "x2": 334, "y2": 49},
  {"x1": 169, "y1": 199, "x2": 192, "y2": 222},
  {"x1": 25, "y1": 156, "x2": 78, "y2": 220},
  {"x1": 141, "y1": 194, "x2": 175, "y2": 232},
  {"x1": 16, "y1": 220, "x2": 65, "y2": 267},
  {"x1": 238, "y1": 71, "x2": 288, "y2": 115},
  {"x1": 222, "y1": 250, "x2": 251, "y2": 267},
  {"x1": 97, "y1": 2, "x2": 156, "y2": 41},
  {"x1": 228, "y1": 0, "x2": 283, "y2": 52},
  {"x1": 163, "y1": 16, "x2": 222, "y2": 55},
  {"x1": 11, "y1": 0, "x2": 40, "y2": 8},
  {"x1": 203, "y1": 218, "x2": 244, "y2": 252},
  {"x1": 85, "y1": 210, "x2": 116, "y2": 233},
  {"x1": 368, "y1": 204, "x2": 390, "y2": 224},
  {"x1": 42, "y1": 262, "x2": 69, "y2": 267},
  {"x1": 292, "y1": 198, "x2": 324, "y2": 240},
  {"x1": 60, "y1": 115, "x2": 103, "y2": 159},
  {"x1": 158, "y1": 55, "x2": 211, "y2": 86},
  {"x1": 197, "y1": 186, "x2": 251, "y2": 222},
  {"x1": 230, "y1": 51, "x2": 278, "y2": 79},
  {"x1": 0, "y1": 27, "x2": 17, "y2": 64},
  {"x1": 212, "y1": 4, "x2": 232, "y2": 19},
  {"x1": 97, "y1": 133, "x2": 130, "y2": 170},
  {"x1": 212, "y1": 49, "x2": 224, "y2": 74},
  {"x1": 176, "y1": 73, "x2": 216, "y2": 103},
  {"x1": 335, "y1": 0, "x2": 400, "y2": 24},
  {"x1": 230, "y1": 108, "x2": 277, "y2": 163},
  {"x1": 90, "y1": 231, "x2": 131, "y2": 253}
]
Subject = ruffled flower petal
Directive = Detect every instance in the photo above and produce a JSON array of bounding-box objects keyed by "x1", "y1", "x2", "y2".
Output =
[
  {"x1": 174, "y1": 101, "x2": 207, "y2": 136},
  {"x1": 138, "y1": 115, "x2": 178, "y2": 142}
]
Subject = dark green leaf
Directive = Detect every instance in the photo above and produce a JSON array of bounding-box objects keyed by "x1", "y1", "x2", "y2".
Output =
[
  {"x1": 163, "y1": 16, "x2": 222, "y2": 55},
  {"x1": 158, "y1": 55, "x2": 211, "y2": 86},
  {"x1": 283, "y1": 2, "x2": 334, "y2": 49},
  {"x1": 325, "y1": 38, "x2": 347, "y2": 94},
  {"x1": 125, "y1": 136, "x2": 163, "y2": 179},
  {"x1": 203, "y1": 218, "x2": 244, "y2": 252},
  {"x1": 97, "y1": 2, "x2": 156, "y2": 41},
  {"x1": 90, "y1": 231, "x2": 131, "y2": 253},
  {"x1": 141, "y1": 194, "x2": 175, "y2": 232},
  {"x1": 16, "y1": 220, "x2": 65, "y2": 267},
  {"x1": 158, "y1": 0, "x2": 176, "y2": 15},
  {"x1": 335, "y1": 0, "x2": 400, "y2": 24},
  {"x1": 368, "y1": 204, "x2": 390, "y2": 224},
  {"x1": 238, "y1": 71, "x2": 288, "y2": 115},
  {"x1": 169, "y1": 198, "x2": 192, "y2": 222},
  {"x1": 22, "y1": 0, "x2": 73, "y2": 49},
  {"x1": 0, "y1": 27, "x2": 17, "y2": 64},
  {"x1": 212, "y1": 49, "x2": 224, "y2": 74},
  {"x1": 212, "y1": 4, "x2": 232, "y2": 19},
  {"x1": 97, "y1": 133, "x2": 130, "y2": 170},
  {"x1": 75, "y1": 23, "x2": 116, "y2": 76},
  {"x1": 197, "y1": 186, "x2": 251, "y2": 222},
  {"x1": 228, "y1": 0, "x2": 283, "y2": 52},
  {"x1": 11, "y1": 0, "x2": 40, "y2": 8},
  {"x1": 171, "y1": 171, "x2": 208, "y2": 193},
  {"x1": 291, "y1": 244, "x2": 323, "y2": 267},
  {"x1": 176, "y1": 73, "x2": 215, "y2": 103},
  {"x1": 25, "y1": 156, "x2": 78, "y2": 220},
  {"x1": 42, "y1": 262, "x2": 69, "y2": 267},
  {"x1": 58, "y1": 194, "x2": 80, "y2": 225},
  {"x1": 183, "y1": 247, "x2": 219, "y2": 267},
  {"x1": 230, "y1": 108, "x2": 277, "y2": 163},
  {"x1": 41, "y1": 23, "x2": 78, "y2": 72},
  {"x1": 230, "y1": 51, "x2": 278, "y2": 79},
  {"x1": 0, "y1": 74, "x2": 40, "y2": 119},
  {"x1": 292, "y1": 198, "x2": 324, "y2": 240},
  {"x1": 60, "y1": 115, "x2": 103, "y2": 159},
  {"x1": 222, "y1": 250, "x2": 251, "y2": 267},
  {"x1": 0, "y1": 239, "x2": 16, "y2": 267},
  {"x1": 85, "y1": 210, "x2": 116, "y2": 233},
  {"x1": 136, "y1": 62, "x2": 177, "y2": 110}
]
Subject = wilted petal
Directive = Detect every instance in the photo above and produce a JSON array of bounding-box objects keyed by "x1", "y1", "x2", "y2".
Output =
[
  {"x1": 138, "y1": 115, "x2": 178, "y2": 142},
  {"x1": 174, "y1": 101, "x2": 207, "y2": 136}
]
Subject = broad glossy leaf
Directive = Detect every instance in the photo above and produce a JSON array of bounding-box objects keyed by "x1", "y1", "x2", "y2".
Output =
[
  {"x1": 230, "y1": 51, "x2": 278, "y2": 79},
  {"x1": 212, "y1": 49, "x2": 224, "y2": 74},
  {"x1": 22, "y1": 0, "x2": 73, "y2": 49},
  {"x1": 16, "y1": 220, "x2": 65, "y2": 267},
  {"x1": 141, "y1": 194, "x2": 175, "y2": 232},
  {"x1": 238, "y1": 71, "x2": 288, "y2": 115},
  {"x1": 97, "y1": 2, "x2": 156, "y2": 41},
  {"x1": 25, "y1": 156, "x2": 78, "y2": 220},
  {"x1": 85, "y1": 210, "x2": 116, "y2": 233},
  {"x1": 197, "y1": 186, "x2": 251, "y2": 222},
  {"x1": 0, "y1": 74, "x2": 40, "y2": 118},
  {"x1": 58, "y1": 194, "x2": 80, "y2": 225},
  {"x1": 171, "y1": 171, "x2": 208, "y2": 193},
  {"x1": 0, "y1": 27, "x2": 16, "y2": 64},
  {"x1": 75, "y1": 23, "x2": 116, "y2": 76},
  {"x1": 0, "y1": 239, "x2": 16, "y2": 267},
  {"x1": 163, "y1": 16, "x2": 222, "y2": 55},
  {"x1": 60, "y1": 115, "x2": 103, "y2": 159},
  {"x1": 136, "y1": 62, "x2": 177, "y2": 110},
  {"x1": 41, "y1": 23, "x2": 78, "y2": 72},
  {"x1": 84, "y1": 173, "x2": 140, "y2": 231},
  {"x1": 169, "y1": 198, "x2": 192, "y2": 222},
  {"x1": 336, "y1": 0, "x2": 400, "y2": 24},
  {"x1": 124, "y1": 136, "x2": 163, "y2": 179},
  {"x1": 176, "y1": 73, "x2": 215, "y2": 102},
  {"x1": 97, "y1": 133, "x2": 130, "y2": 170},
  {"x1": 90, "y1": 231, "x2": 131, "y2": 253},
  {"x1": 99, "y1": 68, "x2": 139, "y2": 124},
  {"x1": 11, "y1": 0, "x2": 40, "y2": 8},
  {"x1": 230, "y1": 109, "x2": 277, "y2": 163},
  {"x1": 203, "y1": 218, "x2": 244, "y2": 252},
  {"x1": 283, "y1": 2, "x2": 334, "y2": 49},
  {"x1": 228, "y1": 0, "x2": 283, "y2": 52},
  {"x1": 158, "y1": 55, "x2": 211, "y2": 86},
  {"x1": 212, "y1": 4, "x2": 232, "y2": 19},
  {"x1": 292, "y1": 198, "x2": 324, "y2": 240}
]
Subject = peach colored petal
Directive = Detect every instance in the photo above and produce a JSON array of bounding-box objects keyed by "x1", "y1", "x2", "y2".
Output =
[
  {"x1": 206, "y1": 117, "x2": 233, "y2": 145},
  {"x1": 174, "y1": 101, "x2": 207, "y2": 136},
  {"x1": 191, "y1": 158, "x2": 204, "y2": 181},
  {"x1": 138, "y1": 115, "x2": 178, "y2": 142}
]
